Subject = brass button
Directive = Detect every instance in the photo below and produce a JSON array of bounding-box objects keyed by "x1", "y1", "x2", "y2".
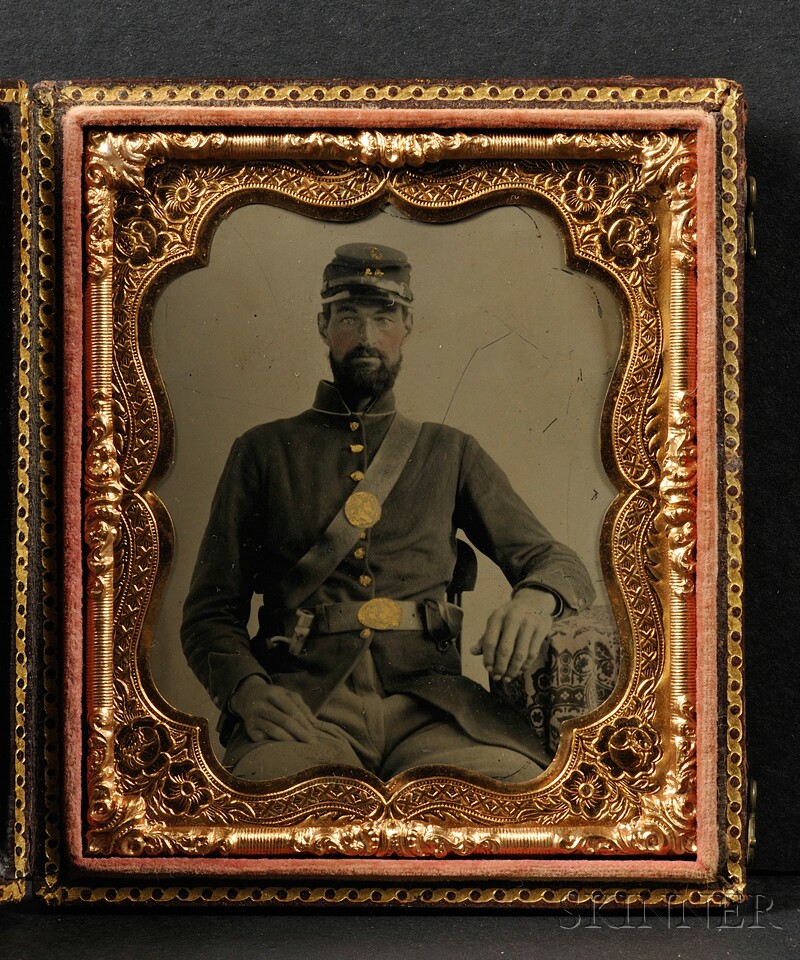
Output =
[
  {"x1": 350, "y1": 470, "x2": 365, "y2": 482},
  {"x1": 359, "y1": 574, "x2": 372, "y2": 587},
  {"x1": 360, "y1": 628, "x2": 373, "y2": 639},
  {"x1": 354, "y1": 546, "x2": 366, "y2": 559},
  {"x1": 359, "y1": 531, "x2": 367, "y2": 540},
  {"x1": 349, "y1": 421, "x2": 360, "y2": 431},
  {"x1": 349, "y1": 443, "x2": 365, "y2": 453}
]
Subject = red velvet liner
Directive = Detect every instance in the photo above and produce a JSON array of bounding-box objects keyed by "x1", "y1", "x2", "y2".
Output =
[{"x1": 61, "y1": 102, "x2": 721, "y2": 881}]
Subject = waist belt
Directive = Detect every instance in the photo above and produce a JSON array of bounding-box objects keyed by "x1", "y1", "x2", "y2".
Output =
[
  {"x1": 269, "y1": 598, "x2": 463, "y2": 653},
  {"x1": 315, "y1": 598, "x2": 452, "y2": 634}
]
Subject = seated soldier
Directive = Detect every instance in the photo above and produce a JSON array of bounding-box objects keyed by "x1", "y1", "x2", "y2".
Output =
[{"x1": 181, "y1": 242, "x2": 595, "y2": 782}]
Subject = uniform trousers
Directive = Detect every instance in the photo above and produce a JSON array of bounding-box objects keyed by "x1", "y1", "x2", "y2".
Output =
[{"x1": 225, "y1": 645, "x2": 544, "y2": 783}]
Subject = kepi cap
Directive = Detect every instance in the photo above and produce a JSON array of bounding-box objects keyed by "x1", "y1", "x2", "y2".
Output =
[{"x1": 321, "y1": 243, "x2": 413, "y2": 305}]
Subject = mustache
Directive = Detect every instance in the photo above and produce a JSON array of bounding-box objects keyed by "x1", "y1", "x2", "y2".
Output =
[{"x1": 344, "y1": 346, "x2": 387, "y2": 362}]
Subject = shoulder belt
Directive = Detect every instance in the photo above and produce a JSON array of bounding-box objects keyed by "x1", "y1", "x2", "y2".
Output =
[{"x1": 276, "y1": 413, "x2": 423, "y2": 612}]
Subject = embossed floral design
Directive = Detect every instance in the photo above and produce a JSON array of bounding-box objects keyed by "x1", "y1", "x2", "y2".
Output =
[
  {"x1": 162, "y1": 761, "x2": 214, "y2": 817},
  {"x1": 113, "y1": 190, "x2": 170, "y2": 265},
  {"x1": 80, "y1": 139, "x2": 698, "y2": 857},
  {"x1": 597, "y1": 717, "x2": 662, "y2": 778},
  {"x1": 562, "y1": 762, "x2": 613, "y2": 818},
  {"x1": 114, "y1": 204, "x2": 163, "y2": 265},
  {"x1": 599, "y1": 202, "x2": 659, "y2": 269},
  {"x1": 162, "y1": 169, "x2": 205, "y2": 216},
  {"x1": 561, "y1": 167, "x2": 612, "y2": 222},
  {"x1": 114, "y1": 718, "x2": 172, "y2": 780}
]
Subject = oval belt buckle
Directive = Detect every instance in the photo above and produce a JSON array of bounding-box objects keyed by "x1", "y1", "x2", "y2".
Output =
[{"x1": 357, "y1": 598, "x2": 403, "y2": 630}]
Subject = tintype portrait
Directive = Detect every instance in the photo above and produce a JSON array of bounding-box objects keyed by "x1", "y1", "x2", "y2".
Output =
[{"x1": 149, "y1": 205, "x2": 621, "y2": 785}]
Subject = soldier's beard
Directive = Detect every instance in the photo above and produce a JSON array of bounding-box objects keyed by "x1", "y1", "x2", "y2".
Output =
[{"x1": 329, "y1": 347, "x2": 402, "y2": 401}]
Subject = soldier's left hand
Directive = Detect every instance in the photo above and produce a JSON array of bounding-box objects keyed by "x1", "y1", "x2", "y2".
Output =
[{"x1": 471, "y1": 589, "x2": 555, "y2": 683}]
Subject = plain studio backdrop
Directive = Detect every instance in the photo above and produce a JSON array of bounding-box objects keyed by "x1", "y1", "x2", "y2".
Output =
[{"x1": 149, "y1": 200, "x2": 622, "y2": 756}]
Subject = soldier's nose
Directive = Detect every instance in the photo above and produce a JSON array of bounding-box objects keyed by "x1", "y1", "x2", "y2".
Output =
[{"x1": 359, "y1": 321, "x2": 378, "y2": 344}]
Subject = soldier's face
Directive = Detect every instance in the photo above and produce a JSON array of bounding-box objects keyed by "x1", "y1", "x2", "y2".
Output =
[
  {"x1": 321, "y1": 298, "x2": 411, "y2": 369},
  {"x1": 320, "y1": 297, "x2": 412, "y2": 396}
]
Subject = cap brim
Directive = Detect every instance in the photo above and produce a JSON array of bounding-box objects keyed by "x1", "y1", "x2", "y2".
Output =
[{"x1": 321, "y1": 277, "x2": 413, "y2": 304}]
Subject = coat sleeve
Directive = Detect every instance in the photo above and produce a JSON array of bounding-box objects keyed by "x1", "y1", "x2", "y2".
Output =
[
  {"x1": 181, "y1": 435, "x2": 269, "y2": 718},
  {"x1": 454, "y1": 435, "x2": 595, "y2": 614}
]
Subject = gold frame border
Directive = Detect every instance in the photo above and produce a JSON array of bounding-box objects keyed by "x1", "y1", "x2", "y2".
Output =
[
  {"x1": 35, "y1": 80, "x2": 745, "y2": 907},
  {"x1": 34, "y1": 86, "x2": 61, "y2": 903},
  {"x1": 83, "y1": 132, "x2": 694, "y2": 859},
  {"x1": 53, "y1": 79, "x2": 729, "y2": 107},
  {"x1": 719, "y1": 86, "x2": 746, "y2": 894},
  {"x1": 0, "y1": 81, "x2": 31, "y2": 905}
]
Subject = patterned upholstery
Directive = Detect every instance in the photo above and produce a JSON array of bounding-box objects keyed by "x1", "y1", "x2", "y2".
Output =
[{"x1": 494, "y1": 604, "x2": 620, "y2": 754}]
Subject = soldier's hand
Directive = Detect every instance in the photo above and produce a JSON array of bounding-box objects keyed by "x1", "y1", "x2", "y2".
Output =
[
  {"x1": 471, "y1": 589, "x2": 556, "y2": 683},
  {"x1": 229, "y1": 675, "x2": 321, "y2": 744}
]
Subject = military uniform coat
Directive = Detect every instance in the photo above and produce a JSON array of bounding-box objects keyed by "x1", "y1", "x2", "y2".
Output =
[{"x1": 181, "y1": 382, "x2": 596, "y2": 766}]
